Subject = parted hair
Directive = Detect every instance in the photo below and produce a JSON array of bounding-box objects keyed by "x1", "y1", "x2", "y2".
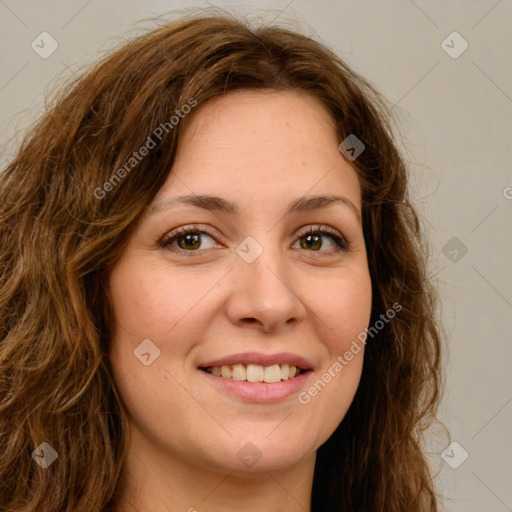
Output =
[{"x1": 0, "y1": 9, "x2": 443, "y2": 511}]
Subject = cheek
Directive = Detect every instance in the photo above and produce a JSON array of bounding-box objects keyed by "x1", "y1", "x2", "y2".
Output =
[
  {"x1": 319, "y1": 266, "x2": 373, "y2": 354},
  {"x1": 105, "y1": 257, "x2": 227, "y2": 387},
  {"x1": 106, "y1": 257, "x2": 214, "y2": 339},
  {"x1": 295, "y1": 267, "x2": 371, "y2": 447}
]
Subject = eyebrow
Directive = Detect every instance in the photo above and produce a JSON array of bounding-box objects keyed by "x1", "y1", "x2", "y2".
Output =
[{"x1": 148, "y1": 193, "x2": 361, "y2": 224}]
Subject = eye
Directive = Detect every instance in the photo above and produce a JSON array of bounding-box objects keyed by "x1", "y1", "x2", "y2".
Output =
[
  {"x1": 159, "y1": 224, "x2": 220, "y2": 255},
  {"x1": 292, "y1": 225, "x2": 349, "y2": 253},
  {"x1": 159, "y1": 223, "x2": 349, "y2": 256}
]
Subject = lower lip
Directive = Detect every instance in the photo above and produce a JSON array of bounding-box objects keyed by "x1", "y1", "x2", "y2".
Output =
[{"x1": 198, "y1": 369, "x2": 313, "y2": 403}]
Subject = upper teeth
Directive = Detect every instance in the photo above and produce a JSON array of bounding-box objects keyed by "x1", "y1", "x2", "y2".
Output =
[{"x1": 204, "y1": 363, "x2": 302, "y2": 383}]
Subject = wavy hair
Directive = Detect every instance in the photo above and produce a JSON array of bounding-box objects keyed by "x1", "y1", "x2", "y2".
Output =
[{"x1": 0, "y1": 9, "x2": 444, "y2": 511}]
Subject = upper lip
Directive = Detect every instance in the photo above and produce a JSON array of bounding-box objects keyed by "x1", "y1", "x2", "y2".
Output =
[{"x1": 199, "y1": 352, "x2": 314, "y2": 370}]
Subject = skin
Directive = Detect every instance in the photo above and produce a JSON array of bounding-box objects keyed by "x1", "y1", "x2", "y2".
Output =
[{"x1": 108, "y1": 89, "x2": 373, "y2": 512}]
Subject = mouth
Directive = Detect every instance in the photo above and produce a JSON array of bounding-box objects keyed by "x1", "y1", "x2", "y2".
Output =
[
  {"x1": 196, "y1": 352, "x2": 314, "y2": 403},
  {"x1": 199, "y1": 363, "x2": 310, "y2": 383}
]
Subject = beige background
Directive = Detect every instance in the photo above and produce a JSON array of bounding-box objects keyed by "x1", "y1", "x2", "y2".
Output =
[{"x1": 1, "y1": 1, "x2": 511, "y2": 510}]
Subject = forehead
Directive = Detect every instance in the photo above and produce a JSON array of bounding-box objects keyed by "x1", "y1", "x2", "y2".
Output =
[
  {"x1": 154, "y1": 89, "x2": 361, "y2": 206},
  {"x1": 179, "y1": 89, "x2": 337, "y2": 159}
]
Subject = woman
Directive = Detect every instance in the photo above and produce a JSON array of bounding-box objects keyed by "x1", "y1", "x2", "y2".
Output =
[{"x1": 0, "y1": 10, "x2": 443, "y2": 512}]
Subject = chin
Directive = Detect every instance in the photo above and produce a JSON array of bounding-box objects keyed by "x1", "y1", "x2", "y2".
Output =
[{"x1": 229, "y1": 431, "x2": 318, "y2": 473}]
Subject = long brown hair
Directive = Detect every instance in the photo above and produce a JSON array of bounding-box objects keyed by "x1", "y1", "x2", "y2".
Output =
[{"x1": 0, "y1": 9, "x2": 444, "y2": 511}]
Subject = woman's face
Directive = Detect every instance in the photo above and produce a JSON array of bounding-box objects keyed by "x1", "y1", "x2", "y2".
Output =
[{"x1": 107, "y1": 90, "x2": 372, "y2": 475}]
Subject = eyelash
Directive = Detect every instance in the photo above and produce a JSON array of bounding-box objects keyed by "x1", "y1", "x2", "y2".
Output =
[{"x1": 159, "y1": 223, "x2": 350, "y2": 256}]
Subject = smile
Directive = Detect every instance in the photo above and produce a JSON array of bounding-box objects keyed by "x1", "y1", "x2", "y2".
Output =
[
  {"x1": 197, "y1": 352, "x2": 314, "y2": 402},
  {"x1": 201, "y1": 363, "x2": 308, "y2": 383}
]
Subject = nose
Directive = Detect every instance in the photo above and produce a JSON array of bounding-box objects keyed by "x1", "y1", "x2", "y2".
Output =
[{"x1": 225, "y1": 240, "x2": 307, "y2": 333}]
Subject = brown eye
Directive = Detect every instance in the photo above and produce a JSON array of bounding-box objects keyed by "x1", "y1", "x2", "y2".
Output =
[
  {"x1": 160, "y1": 225, "x2": 219, "y2": 254},
  {"x1": 299, "y1": 234, "x2": 324, "y2": 251},
  {"x1": 293, "y1": 226, "x2": 349, "y2": 253},
  {"x1": 175, "y1": 232, "x2": 202, "y2": 250}
]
